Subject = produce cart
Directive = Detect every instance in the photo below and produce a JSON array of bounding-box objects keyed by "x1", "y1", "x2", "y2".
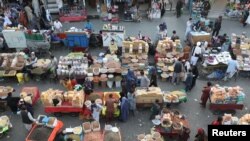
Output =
[
  {"x1": 25, "y1": 120, "x2": 63, "y2": 141},
  {"x1": 209, "y1": 85, "x2": 245, "y2": 115},
  {"x1": 209, "y1": 103, "x2": 244, "y2": 115},
  {"x1": 21, "y1": 87, "x2": 40, "y2": 106},
  {"x1": 163, "y1": 90, "x2": 187, "y2": 107}
]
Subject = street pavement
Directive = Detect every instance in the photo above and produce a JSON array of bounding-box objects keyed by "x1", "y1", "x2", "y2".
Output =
[{"x1": 1, "y1": 11, "x2": 250, "y2": 141}]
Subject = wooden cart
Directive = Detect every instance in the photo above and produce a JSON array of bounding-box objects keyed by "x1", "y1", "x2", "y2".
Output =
[{"x1": 209, "y1": 103, "x2": 244, "y2": 115}]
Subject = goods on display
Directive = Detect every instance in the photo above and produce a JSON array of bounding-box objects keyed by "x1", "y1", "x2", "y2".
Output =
[
  {"x1": 91, "y1": 121, "x2": 101, "y2": 132},
  {"x1": 225, "y1": 0, "x2": 249, "y2": 18},
  {"x1": 189, "y1": 31, "x2": 211, "y2": 45},
  {"x1": 135, "y1": 87, "x2": 163, "y2": 104},
  {"x1": 104, "y1": 125, "x2": 121, "y2": 141},
  {"x1": 102, "y1": 24, "x2": 125, "y2": 47},
  {"x1": 122, "y1": 40, "x2": 149, "y2": 71},
  {"x1": 163, "y1": 91, "x2": 187, "y2": 103},
  {"x1": 210, "y1": 85, "x2": 245, "y2": 104},
  {"x1": 137, "y1": 132, "x2": 163, "y2": 141},
  {"x1": 0, "y1": 53, "x2": 25, "y2": 71},
  {"x1": 221, "y1": 113, "x2": 239, "y2": 125},
  {"x1": 82, "y1": 122, "x2": 91, "y2": 133},
  {"x1": 151, "y1": 108, "x2": 189, "y2": 137},
  {"x1": 148, "y1": 0, "x2": 161, "y2": 19},
  {"x1": 239, "y1": 113, "x2": 250, "y2": 125},
  {"x1": 203, "y1": 51, "x2": 232, "y2": 66},
  {"x1": 60, "y1": 6, "x2": 87, "y2": 22},
  {"x1": 57, "y1": 53, "x2": 88, "y2": 78},
  {"x1": 89, "y1": 54, "x2": 123, "y2": 85},
  {"x1": 231, "y1": 33, "x2": 250, "y2": 71},
  {"x1": 41, "y1": 89, "x2": 84, "y2": 107},
  {"x1": 0, "y1": 86, "x2": 13, "y2": 98},
  {"x1": 0, "y1": 115, "x2": 11, "y2": 133}
]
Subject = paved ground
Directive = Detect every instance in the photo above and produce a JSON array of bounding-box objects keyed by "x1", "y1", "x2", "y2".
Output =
[{"x1": 1, "y1": 9, "x2": 250, "y2": 141}]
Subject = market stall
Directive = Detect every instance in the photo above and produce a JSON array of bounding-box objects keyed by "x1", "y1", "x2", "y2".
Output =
[
  {"x1": 57, "y1": 52, "x2": 88, "y2": 79},
  {"x1": 135, "y1": 87, "x2": 163, "y2": 107},
  {"x1": 26, "y1": 117, "x2": 63, "y2": 141},
  {"x1": 102, "y1": 24, "x2": 125, "y2": 47},
  {"x1": 89, "y1": 54, "x2": 123, "y2": 89},
  {"x1": 188, "y1": 31, "x2": 211, "y2": 45},
  {"x1": 148, "y1": 0, "x2": 161, "y2": 19},
  {"x1": 30, "y1": 59, "x2": 52, "y2": 76},
  {"x1": 41, "y1": 89, "x2": 84, "y2": 116},
  {"x1": 20, "y1": 87, "x2": 40, "y2": 106},
  {"x1": 151, "y1": 108, "x2": 190, "y2": 140},
  {"x1": 200, "y1": 51, "x2": 231, "y2": 79},
  {"x1": 122, "y1": 39, "x2": 149, "y2": 72},
  {"x1": 0, "y1": 53, "x2": 25, "y2": 78},
  {"x1": 209, "y1": 85, "x2": 245, "y2": 114},
  {"x1": 232, "y1": 34, "x2": 250, "y2": 76},
  {"x1": 224, "y1": 0, "x2": 249, "y2": 19},
  {"x1": 154, "y1": 38, "x2": 183, "y2": 81},
  {"x1": 65, "y1": 29, "x2": 89, "y2": 49},
  {"x1": 59, "y1": 6, "x2": 87, "y2": 22},
  {"x1": 101, "y1": 4, "x2": 120, "y2": 23},
  {"x1": 2, "y1": 29, "x2": 50, "y2": 52}
]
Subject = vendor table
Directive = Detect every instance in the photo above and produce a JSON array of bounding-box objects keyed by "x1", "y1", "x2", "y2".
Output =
[
  {"x1": 21, "y1": 87, "x2": 40, "y2": 106},
  {"x1": 188, "y1": 31, "x2": 211, "y2": 45},
  {"x1": 65, "y1": 32, "x2": 89, "y2": 48},
  {"x1": 154, "y1": 118, "x2": 190, "y2": 139},
  {"x1": 0, "y1": 86, "x2": 14, "y2": 98},
  {"x1": 101, "y1": 28, "x2": 125, "y2": 47},
  {"x1": 26, "y1": 120, "x2": 63, "y2": 141}
]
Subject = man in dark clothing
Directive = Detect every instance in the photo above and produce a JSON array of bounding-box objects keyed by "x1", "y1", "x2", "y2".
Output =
[
  {"x1": 176, "y1": 0, "x2": 183, "y2": 18},
  {"x1": 200, "y1": 82, "x2": 212, "y2": 107},
  {"x1": 212, "y1": 16, "x2": 222, "y2": 36},
  {"x1": 172, "y1": 59, "x2": 183, "y2": 85},
  {"x1": 149, "y1": 99, "x2": 161, "y2": 120},
  {"x1": 191, "y1": 65, "x2": 199, "y2": 89},
  {"x1": 171, "y1": 30, "x2": 179, "y2": 42},
  {"x1": 160, "y1": 2, "x2": 165, "y2": 18},
  {"x1": 149, "y1": 67, "x2": 157, "y2": 87},
  {"x1": 185, "y1": 69, "x2": 193, "y2": 92},
  {"x1": 242, "y1": 9, "x2": 249, "y2": 27},
  {"x1": 17, "y1": 105, "x2": 36, "y2": 131}
]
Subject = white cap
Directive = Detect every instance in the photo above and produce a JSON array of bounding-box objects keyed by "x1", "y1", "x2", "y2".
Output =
[{"x1": 197, "y1": 42, "x2": 201, "y2": 46}]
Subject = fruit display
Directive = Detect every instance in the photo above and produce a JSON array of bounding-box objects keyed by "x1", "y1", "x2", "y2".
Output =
[{"x1": 210, "y1": 85, "x2": 245, "y2": 104}]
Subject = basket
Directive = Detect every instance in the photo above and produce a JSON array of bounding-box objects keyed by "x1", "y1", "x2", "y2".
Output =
[
  {"x1": 82, "y1": 122, "x2": 91, "y2": 133},
  {"x1": 91, "y1": 121, "x2": 101, "y2": 132}
]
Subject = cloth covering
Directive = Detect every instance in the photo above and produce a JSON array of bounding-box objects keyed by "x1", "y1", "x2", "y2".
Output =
[{"x1": 120, "y1": 97, "x2": 129, "y2": 121}]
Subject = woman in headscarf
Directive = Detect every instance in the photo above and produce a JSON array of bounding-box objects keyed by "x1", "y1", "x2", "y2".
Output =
[
  {"x1": 126, "y1": 69, "x2": 137, "y2": 92},
  {"x1": 127, "y1": 87, "x2": 136, "y2": 116},
  {"x1": 120, "y1": 97, "x2": 129, "y2": 121},
  {"x1": 194, "y1": 128, "x2": 208, "y2": 141},
  {"x1": 191, "y1": 65, "x2": 199, "y2": 90}
]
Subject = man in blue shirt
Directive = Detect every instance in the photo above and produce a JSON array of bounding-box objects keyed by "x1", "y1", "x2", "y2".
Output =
[{"x1": 84, "y1": 19, "x2": 93, "y2": 32}]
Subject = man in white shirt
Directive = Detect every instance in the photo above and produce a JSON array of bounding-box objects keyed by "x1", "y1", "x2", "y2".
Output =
[
  {"x1": 191, "y1": 42, "x2": 202, "y2": 65},
  {"x1": 3, "y1": 15, "x2": 12, "y2": 27},
  {"x1": 53, "y1": 19, "x2": 63, "y2": 33}
]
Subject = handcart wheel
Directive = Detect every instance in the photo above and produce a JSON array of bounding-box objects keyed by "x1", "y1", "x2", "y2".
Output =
[
  {"x1": 54, "y1": 112, "x2": 62, "y2": 117},
  {"x1": 71, "y1": 112, "x2": 79, "y2": 117}
]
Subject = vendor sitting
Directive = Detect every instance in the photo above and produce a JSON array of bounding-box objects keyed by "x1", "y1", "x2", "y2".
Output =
[
  {"x1": 109, "y1": 39, "x2": 118, "y2": 54},
  {"x1": 26, "y1": 52, "x2": 37, "y2": 67}
]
